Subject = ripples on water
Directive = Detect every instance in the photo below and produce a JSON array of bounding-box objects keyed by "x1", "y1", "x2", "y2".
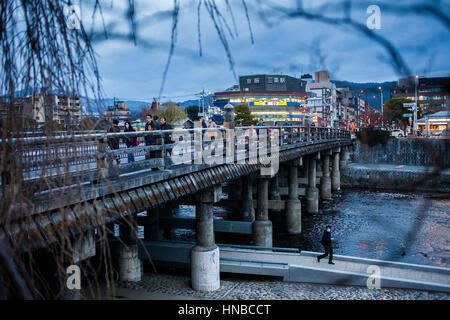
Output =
[{"x1": 167, "y1": 190, "x2": 449, "y2": 268}]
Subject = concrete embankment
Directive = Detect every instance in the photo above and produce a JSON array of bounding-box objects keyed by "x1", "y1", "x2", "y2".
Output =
[
  {"x1": 342, "y1": 138, "x2": 450, "y2": 192},
  {"x1": 341, "y1": 163, "x2": 450, "y2": 192}
]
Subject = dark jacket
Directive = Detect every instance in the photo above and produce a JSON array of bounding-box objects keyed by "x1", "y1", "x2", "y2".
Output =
[
  {"x1": 160, "y1": 122, "x2": 173, "y2": 144},
  {"x1": 124, "y1": 126, "x2": 136, "y2": 147},
  {"x1": 144, "y1": 121, "x2": 158, "y2": 146},
  {"x1": 107, "y1": 125, "x2": 121, "y2": 150},
  {"x1": 321, "y1": 230, "x2": 332, "y2": 247}
]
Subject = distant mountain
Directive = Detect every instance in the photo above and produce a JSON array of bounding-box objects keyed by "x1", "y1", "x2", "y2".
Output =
[{"x1": 332, "y1": 80, "x2": 397, "y2": 110}]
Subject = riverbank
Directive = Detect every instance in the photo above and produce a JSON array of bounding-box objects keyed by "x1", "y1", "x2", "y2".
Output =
[
  {"x1": 102, "y1": 272, "x2": 449, "y2": 300},
  {"x1": 340, "y1": 163, "x2": 450, "y2": 192}
]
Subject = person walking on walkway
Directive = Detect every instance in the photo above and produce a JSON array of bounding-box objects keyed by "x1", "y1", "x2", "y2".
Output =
[{"x1": 317, "y1": 225, "x2": 335, "y2": 265}]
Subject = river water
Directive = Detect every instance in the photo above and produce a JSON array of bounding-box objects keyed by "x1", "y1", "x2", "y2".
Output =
[{"x1": 170, "y1": 189, "x2": 449, "y2": 268}]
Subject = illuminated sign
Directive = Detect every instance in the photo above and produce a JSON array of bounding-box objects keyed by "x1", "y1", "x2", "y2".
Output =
[{"x1": 252, "y1": 101, "x2": 287, "y2": 106}]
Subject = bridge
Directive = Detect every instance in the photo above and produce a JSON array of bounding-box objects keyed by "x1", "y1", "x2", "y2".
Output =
[{"x1": 2, "y1": 124, "x2": 446, "y2": 297}]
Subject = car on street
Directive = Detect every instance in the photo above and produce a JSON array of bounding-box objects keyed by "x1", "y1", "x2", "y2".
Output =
[{"x1": 390, "y1": 129, "x2": 405, "y2": 138}]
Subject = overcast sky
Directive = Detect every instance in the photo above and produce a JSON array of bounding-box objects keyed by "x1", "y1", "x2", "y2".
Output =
[{"x1": 81, "y1": 0, "x2": 450, "y2": 102}]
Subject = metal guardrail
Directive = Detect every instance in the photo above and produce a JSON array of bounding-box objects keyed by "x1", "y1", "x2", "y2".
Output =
[
  {"x1": 220, "y1": 257, "x2": 289, "y2": 266},
  {"x1": 0, "y1": 125, "x2": 351, "y2": 183},
  {"x1": 217, "y1": 243, "x2": 300, "y2": 253}
]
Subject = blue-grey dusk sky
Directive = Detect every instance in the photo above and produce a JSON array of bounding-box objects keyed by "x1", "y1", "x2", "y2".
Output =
[{"x1": 82, "y1": 0, "x2": 450, "y2": 102}]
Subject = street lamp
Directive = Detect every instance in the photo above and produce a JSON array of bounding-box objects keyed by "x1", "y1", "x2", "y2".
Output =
[
  {"x1": 413, "y1": 75, "x2": 419, "y2": 134},
  {"x1": 378, "y1": 86, "x2": 383, "y2": 124}
]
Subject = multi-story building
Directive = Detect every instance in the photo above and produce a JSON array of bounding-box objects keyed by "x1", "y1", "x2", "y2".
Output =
[
  {"x1": 390, "y1": 76, "x2": 450, "y2": 115},
  {"x1": 104, "y1": 99, "x2": 131, "y2": 123},
  {"x1": 0, "y1": 92, "x2": 82, "y2": 126},
  {"x1": 306, "y1": 71, "x2": 355, "y2": 128},
  {"x1": 43, "y1": 94, "x2": 83, "y2": 126},
  {"x1": 213, "y1": 74, "x2": 308, "y2": 123}
]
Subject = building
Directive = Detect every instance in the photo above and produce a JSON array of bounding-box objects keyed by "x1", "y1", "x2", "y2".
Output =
[
  {"x1": 306, "y1": 71, "x2": 356, "y2": 128},
  {"x1": 43, "y1": 94, "x2": 83, "y2": 126},
  {"x1": 104, "y1": 99, "x2": 131, "y2": 123},
  {"x1": 239, "y1": 74, "x2": 307, "y2": 93},
  {"x1": 390, "y1": 76, "x2": 450, "y2": 115},
  {"x1": 417, "y1": 110, "x2": 449, "y2": 133},
  {"x1": 0, "y1": 92, "x2": 82, "y2": 126},
  {"x1": 213, "y1": 74, "x2": 308, "y2": 123}
]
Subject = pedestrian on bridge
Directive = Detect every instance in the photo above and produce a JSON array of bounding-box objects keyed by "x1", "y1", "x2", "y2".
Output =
[
  {"x1": 145, "y1": 114, "x2": 159, "y2": 160},
  {"x1": 160, "y1": 116, "x2": 173, "y2": 159},
  {"x1": 107, "y1": 119, "x2": 121, "y2": 165},
  {"x1": 124, "y1": 121, "x2": 137, "y2": 163},
  {"x1": 317, "y1": 225, "x2": 335, "y2": 265}
]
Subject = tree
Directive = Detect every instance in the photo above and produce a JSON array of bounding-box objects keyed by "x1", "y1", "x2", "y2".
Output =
[
  {"x1": 383, "y1": 97, "x2": 412, "y2": 130},
  {"x1": 4, "y1": 117, "x2": 38, "y2": 132},
  {"x1": 157, "y1": 102, "x2": 186, "y2": 124},
  {"x1": 234, "y1": 103, "x2": 255, "y2": 126},
  {"x1": 139, "y1": 105, "x2": 154, "y2": 122},
  {"x1": 42, "y1": 120, "x2": 66, "y2": 133},
  {"x1": 185, "y1": 105, "x2": 202, "y2": 121},
  {"x1": 78, "y1": 116, "x2": 105, "y2": 131}
]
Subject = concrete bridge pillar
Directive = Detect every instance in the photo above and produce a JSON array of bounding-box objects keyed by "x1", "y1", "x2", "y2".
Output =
[
  {"x1": 340, "y1": 146, "x2": 348, "y2": 167},
  {"x1": 269, "y1": 173, "x2": 281, "y2": 214},
  {"x1": 118, "y1": 219, "x2": 142, "y2": 282},
  {"x1": 191, "y1": 185, "x2": 221, "y2": 292},
  {"x1": 253, "y1": 176, "x2": 273, "y2": 248},
  {"x1": 306, "y1": 154, "x2": 319, "y2": 214},
  {"x1": 320, "y1": 150, "x2": 332, "y2": 200},
  {"x1": 143, "y1": 207, "x2": 163, "y2": 240},
  {"x1": 286, "y1": 158, "x2": 302, "y2": 234},
  {"x1": 241, "y1": 175, "x2": 255, "y2": 222},
  {"x1": 332, "y1": 149, "x2": 341, "y2": 191}
]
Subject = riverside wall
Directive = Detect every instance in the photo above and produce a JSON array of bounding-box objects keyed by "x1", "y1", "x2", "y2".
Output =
[{"x1": 341, "y1": 138, "x2": 450, "y2": 192}]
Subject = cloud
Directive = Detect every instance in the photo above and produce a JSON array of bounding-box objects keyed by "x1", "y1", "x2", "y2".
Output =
[{"x1": 85, "y1": 0, "x2": 449, "y2": 100}]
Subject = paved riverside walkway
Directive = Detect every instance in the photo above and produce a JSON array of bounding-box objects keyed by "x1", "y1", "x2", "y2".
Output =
[
  {"x1": 140, "y1": 241, "x2": 450, "y2": 293},
  {"x1": 219, "y1": 247, "x2": 450, "y2": 292},
  {"x1": 113, "y1": 273, "x2": 449, "y2": 300},
  {"x1": 220, "y1": 247, "x2": 450, "y2": 292}
]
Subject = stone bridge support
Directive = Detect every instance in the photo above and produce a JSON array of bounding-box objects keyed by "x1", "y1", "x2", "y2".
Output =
[
  {"x1": 117, "y1": 218, "x2": 142, "y2": 282},
  {"x1": 241, "y1": 175, "x2": 255, "y2": 222},
  {"x1": 332, "y1": 148, "x2": 341, "y2": 191},
  {"x1": 340, "y1": 146, "x2": 349, "y2": 167},
  {"x1": 143, "y1": 207, "x2": 163, "y2": 240},
  {"x1": 269, "y1": 173, "x2": 281, "y2": 215},
  {"x1": 285, "y1": 158, "x2": 302, "y2": 234},
  {"x1": 253, "y1": 176, "x2": 273, "y2": 248},
  {"x1": 191, "y1": 185, "x2": 221, "y2": 292},
  {"x1": 306, "y1": 153, "x2": 320, "y2": 213},
  {"x1": 320, "y1": 150, "x2": 332, "y2": 200}
]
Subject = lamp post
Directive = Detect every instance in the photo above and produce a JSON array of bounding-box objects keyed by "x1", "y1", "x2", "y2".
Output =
[
  {"x1": 413, "y1": 75, "x2": 419, "y2": 134},
  {"x1": 378, "y1": 86, "x2": 383, "y2": 118}
]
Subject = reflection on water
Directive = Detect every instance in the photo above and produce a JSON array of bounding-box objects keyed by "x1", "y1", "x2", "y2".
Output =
[{"x1": 170, "y1": 190, "x2": 449, "y2": 268}]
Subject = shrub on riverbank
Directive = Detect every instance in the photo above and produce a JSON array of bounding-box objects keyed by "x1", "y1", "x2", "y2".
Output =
[{"x1": 356, "y1": 128, "x2": 390, "y2": 147}]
